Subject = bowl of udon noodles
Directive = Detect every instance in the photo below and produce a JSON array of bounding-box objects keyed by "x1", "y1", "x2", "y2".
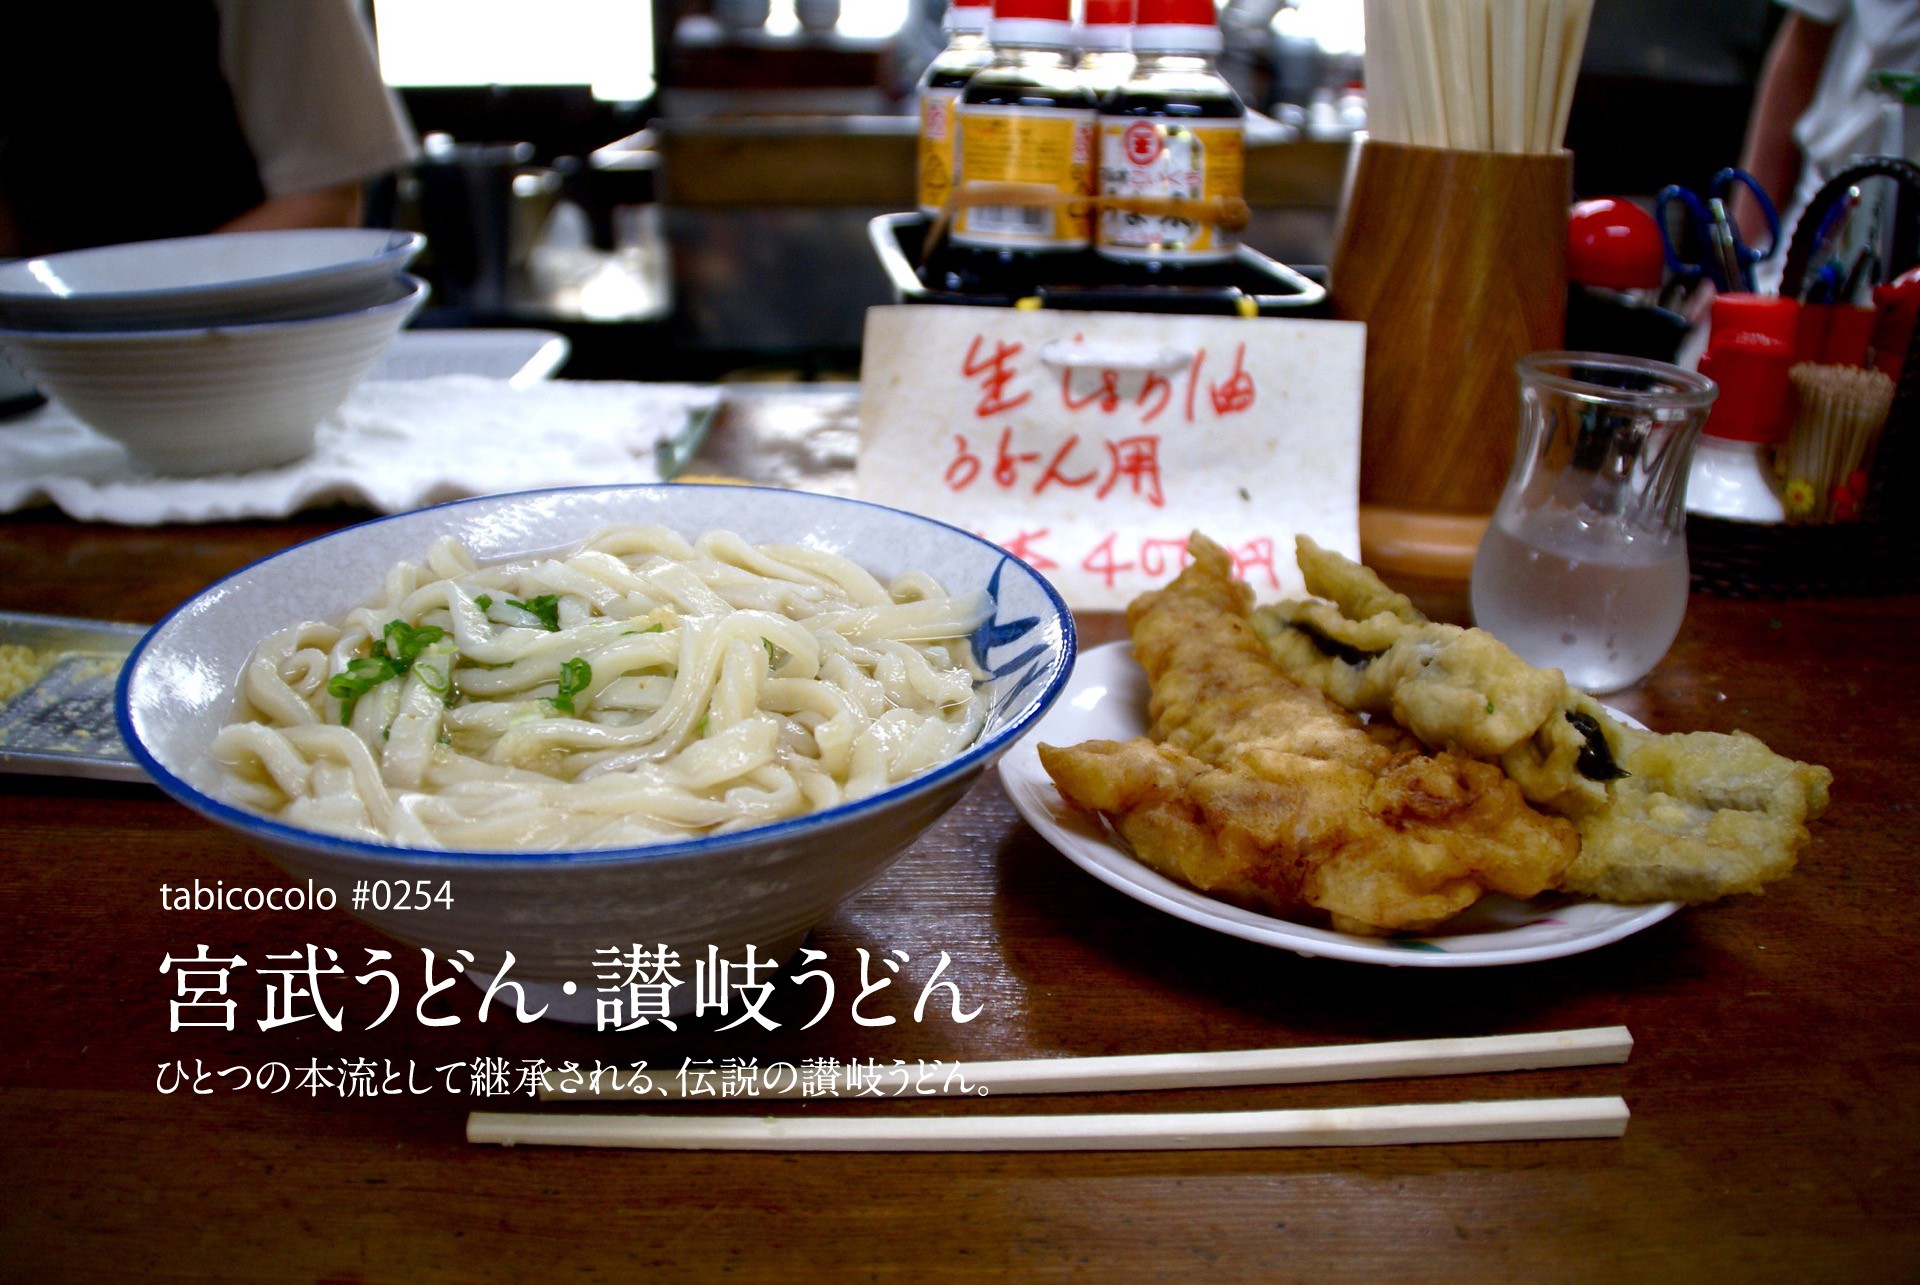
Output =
[{"x1": 120, "y1": 484, "x2": 1075, "y2": 1023}]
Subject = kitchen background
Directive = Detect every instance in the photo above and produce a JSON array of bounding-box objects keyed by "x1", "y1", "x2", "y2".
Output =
[{"x1": 367, "y1": 0, "x2": 1782, "y2": 379}]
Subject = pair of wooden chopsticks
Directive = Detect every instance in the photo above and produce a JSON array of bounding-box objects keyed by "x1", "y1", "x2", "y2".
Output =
[{"x1": 467, "y1": 1027, "x2": 1632, "y2": 1152}]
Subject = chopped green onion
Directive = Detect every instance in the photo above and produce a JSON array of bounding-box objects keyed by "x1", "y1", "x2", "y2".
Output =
[
  {"x1": 383, "y1": 620, "x2": 446, "y2": 666},
  {"x1": 507, "y1": 594, "x2": 561, "y2": 631},
  {"x1": 416, "y1": 660, "x2": 451, "y2": 696},
  {"x1": 550, "y1": 657, "x2": 592, "y2": 715},
  {"x1": 327, "y1": 620, "x2": 450, "y2": 723},
  {"x1": 473, "y1": 593, "x2": 493, "y2": 611},
  {"x1": 327, "y1": 656, "x2": 398, "y2": 723}
]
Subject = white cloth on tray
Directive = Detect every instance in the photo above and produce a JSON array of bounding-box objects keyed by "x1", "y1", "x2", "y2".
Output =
[{"x1": 0, "y1": 375, "x2": 718, "y2": 525}]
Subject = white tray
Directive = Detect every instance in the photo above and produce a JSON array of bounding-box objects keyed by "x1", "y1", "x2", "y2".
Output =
[{"x1": 368, "y1": 328, "x2": 569, "y2": 385}]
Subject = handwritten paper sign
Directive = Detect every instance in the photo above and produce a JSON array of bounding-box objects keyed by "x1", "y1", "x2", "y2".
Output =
[{"x1": 857, "y1": 303, "x2": 1365, "y2": 609}]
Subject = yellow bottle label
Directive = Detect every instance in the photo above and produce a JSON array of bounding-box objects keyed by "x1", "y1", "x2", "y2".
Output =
[
  {"x1": 918, "y1": 86, "x2": 963, "y2": 215},
  {"x1": 953, "y1": 105, "x2": 1096, "y2": 250},
  {"x1": 1097, "y1": 118, "x2": 1243, "y2": 261}
]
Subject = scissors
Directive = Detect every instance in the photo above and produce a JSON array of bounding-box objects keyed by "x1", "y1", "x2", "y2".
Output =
[{"x1": 1656, "y1": 168, "x2": 1781, "y2": 293}]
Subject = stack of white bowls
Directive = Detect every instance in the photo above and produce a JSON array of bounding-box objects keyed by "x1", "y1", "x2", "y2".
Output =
[{"x1": 0, "y1": 229, "x2": 428, "y2": 474}]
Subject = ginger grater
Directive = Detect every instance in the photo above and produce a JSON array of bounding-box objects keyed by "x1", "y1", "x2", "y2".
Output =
[{"x1": 0, "y1": 611, "x2": 148, "y2": 782}]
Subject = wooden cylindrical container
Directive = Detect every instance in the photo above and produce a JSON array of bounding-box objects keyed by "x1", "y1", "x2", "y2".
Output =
[{"x1": 1331, "y1": 141, "x2": 1571, "y2": 573}]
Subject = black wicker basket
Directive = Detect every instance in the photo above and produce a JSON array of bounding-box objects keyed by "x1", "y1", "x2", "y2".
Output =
[{"x1": 1688, "y1": 157, "x2": 1920, "y2": 598}]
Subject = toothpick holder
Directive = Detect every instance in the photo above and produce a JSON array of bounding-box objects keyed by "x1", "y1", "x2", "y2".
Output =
[{"x1": 1331, "y1": 140, "x2": 1571, "y2": 576}]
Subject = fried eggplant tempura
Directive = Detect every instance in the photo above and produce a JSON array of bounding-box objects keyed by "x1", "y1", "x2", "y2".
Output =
[
  {"x1": 1248, "y1": 538, "x2": 1832, "y2": 903},
  {"x1": 1038, "y1": 535, "x2": 1578, "y2": 935}
]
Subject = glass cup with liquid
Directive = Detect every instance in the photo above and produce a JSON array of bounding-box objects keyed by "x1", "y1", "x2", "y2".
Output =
[{"x1": 1470, "y1": 352, "x2": 1718, "y2": 693}]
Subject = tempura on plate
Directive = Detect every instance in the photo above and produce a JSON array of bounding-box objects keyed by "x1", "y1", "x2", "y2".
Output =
[
  {"x1": 1038, "y1": 535, "x2": 1579, "y2": 935},
  {"x1": 1248, "y1": 537, "x2": 1832, "y2": 904}
]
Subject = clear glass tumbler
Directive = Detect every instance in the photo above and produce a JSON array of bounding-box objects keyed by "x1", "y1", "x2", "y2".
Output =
[{"x1": 1470, "y1": 352, "x2": 1718, "y2": 693}]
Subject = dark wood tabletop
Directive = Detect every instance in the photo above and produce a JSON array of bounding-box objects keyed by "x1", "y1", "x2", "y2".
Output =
[{"x1": 3, "y1": 390, "x2": 1917, "y2": 1281}]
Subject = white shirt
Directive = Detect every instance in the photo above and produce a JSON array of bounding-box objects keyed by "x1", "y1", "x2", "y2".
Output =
[
  {"x1": 214, "y1": 0, "x2": 421, "y2": 199},
  {"x1": 1759, "y1": 0, "x2": 1920, "y2": 291},
  {"x1": 1789, "y1": 0, "x2": 1920, "y2": 166}
]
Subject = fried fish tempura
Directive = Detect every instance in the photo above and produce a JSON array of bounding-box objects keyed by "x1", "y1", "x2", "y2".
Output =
[
  {"x1": 1248, "y1": 537, "x2": 1832, "y2": 903},
  {"x1": 1568, "y1": 729, "x2": 1831, "y2": 901},
  {"x1": 1039, "y1": 536, "x2": 1578, "y2": 935},
  {"x1": 1253, "y1": 538, "x2": 1602, "y2": 813}
]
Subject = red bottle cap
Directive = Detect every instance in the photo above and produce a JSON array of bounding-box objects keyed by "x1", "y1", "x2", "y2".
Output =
[
  {"x1": 993, "y1": 0, "x2": 1070, "y2": 20},
  {"x1": 1136, "y1": 0, "x2": 1216, "y2": 23},
  {"x1": 1701, "y1": 292, "x2": 1799, "y2": 442},
  {"x1": 1084, "y1": 0, "x2": 1132, "y2": 24},
  {"x1": 1710, "y1": 292, "x2": 1799, "y2": 346},
  {"x1": 1133, "y1": 0, "x2": 1221, "y2": 50}
]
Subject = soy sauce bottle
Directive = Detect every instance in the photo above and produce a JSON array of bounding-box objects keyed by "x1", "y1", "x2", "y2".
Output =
[
  {"x1": 933, "y1": 0, "x2": 1097, "y2": 301},
  {"x1": 1096, "y1": 0, "x2": 1244, "y2": 287},
  {"x1": 915, "y1": 0, "x2": 994, "y2": 217}
]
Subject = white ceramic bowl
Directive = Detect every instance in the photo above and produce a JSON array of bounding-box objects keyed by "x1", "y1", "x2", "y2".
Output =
[
  {"x1": 0, "y1": 228, "x2": 425, "y2": 331},
  {"x1": 0, "y1": 275, "x2": 427, "y2": 474},
  {"x1": 119, "y1": 485, "x2": 1076, "y2": 1023}
]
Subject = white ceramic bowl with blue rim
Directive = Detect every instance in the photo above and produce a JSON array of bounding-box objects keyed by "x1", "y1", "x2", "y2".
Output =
[
  {"x1": 0, "y1": 228, "x2": 425, "y2": 331},
  {"x1": 0, "y1": 274, "x2": 427, "y2": 475},
  {"x1": 119, "y1": 484, "x2": 1075, "y2": 1023}
]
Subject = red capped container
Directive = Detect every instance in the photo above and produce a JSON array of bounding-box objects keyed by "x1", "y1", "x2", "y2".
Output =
[
  {"x1": 1133, "y1": 0, "x2": 1224, "y2": 52},
  {"x1": 935, "y1": 0, "x2": 1098, "y2": 296},
  {"x1": 1095, "y1": 0, "x2": 1242, "y2": 278}
]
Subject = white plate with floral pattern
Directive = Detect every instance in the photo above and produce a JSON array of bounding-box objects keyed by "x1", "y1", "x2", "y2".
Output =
[{"x1": 998, "y1": 641, "x2": 1681, "y2": 967}]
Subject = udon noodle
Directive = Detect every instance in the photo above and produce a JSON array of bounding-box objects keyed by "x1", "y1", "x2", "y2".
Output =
[{"x1": 212, "y1": 525, "x2": 992, "y2": 849}]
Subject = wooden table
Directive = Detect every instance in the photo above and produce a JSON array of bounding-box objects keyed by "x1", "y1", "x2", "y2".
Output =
[{"x1": 3, "y1": 392, "x2": 1917, "y2": 1279}]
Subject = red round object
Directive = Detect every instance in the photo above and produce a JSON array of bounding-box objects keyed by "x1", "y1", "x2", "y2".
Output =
[{"x1": 1567, "y1": 198, "x2": 1664, "y2": 291}]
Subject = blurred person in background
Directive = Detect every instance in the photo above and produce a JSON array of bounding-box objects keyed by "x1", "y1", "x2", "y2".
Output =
[
  {"x1": 1735, "y1": 0, "x2": 1920, "y2": 285},
  {"x1": 0, "y1": 0, "x2": 419, "y2": 258}
]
